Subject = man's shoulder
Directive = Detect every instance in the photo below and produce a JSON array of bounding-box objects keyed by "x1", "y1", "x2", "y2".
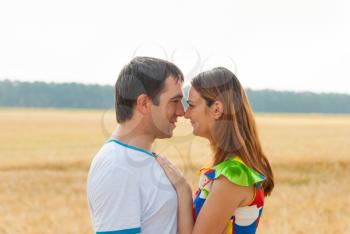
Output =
[
  {"x1": 89, "y1": 143, "x2": 117, "y2": 168},
  {"x1": 89, "y1": 142, "x2": 160, "y2": 176}
]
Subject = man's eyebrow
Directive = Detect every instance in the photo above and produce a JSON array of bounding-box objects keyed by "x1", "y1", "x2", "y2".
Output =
[{"x1": 170, "y1": 94, "x2": 183, "y2": 100}]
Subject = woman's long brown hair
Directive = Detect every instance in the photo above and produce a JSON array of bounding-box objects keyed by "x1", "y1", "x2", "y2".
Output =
[{"x1": 191, "y1": 67, "x2": 274, "y2": 196}]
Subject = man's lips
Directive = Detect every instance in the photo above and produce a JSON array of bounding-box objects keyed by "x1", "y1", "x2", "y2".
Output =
[{"x1": 169, "y1": 119, "x2": 177, "y2": 127}]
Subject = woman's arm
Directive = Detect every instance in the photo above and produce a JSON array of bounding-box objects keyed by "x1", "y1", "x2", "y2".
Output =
[
  {"x1": 157, "y1": 156, "x2": 251, "y2": 234},
  {"x1": 156, "y1": 156, "x2": 194, "y2": 234},
  {"x1": 192, "y1": 176, "x2": 250, "y2": 234},
  {"x1": 176, "y1": 182, "x2": 194, "y2": 234}
]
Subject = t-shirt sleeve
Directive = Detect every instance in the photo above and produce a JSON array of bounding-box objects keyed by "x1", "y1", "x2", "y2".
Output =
[{"x1": 88, "y1": 166, "x2": 142, "y2": 233}]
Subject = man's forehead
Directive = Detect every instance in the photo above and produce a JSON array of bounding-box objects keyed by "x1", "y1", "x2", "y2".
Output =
[
  {"x1": 164, "y1": 75, "x2": 183, "y2": 86},
  {"x1": 162, "y1": 76, "x2": 183, "y2": 93}
]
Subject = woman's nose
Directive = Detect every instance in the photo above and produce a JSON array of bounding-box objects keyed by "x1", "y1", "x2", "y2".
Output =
[{"x1": 184, "y1": 108, "x2": 190, "y2": 119}]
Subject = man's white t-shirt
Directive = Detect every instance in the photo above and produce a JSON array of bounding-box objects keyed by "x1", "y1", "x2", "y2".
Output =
[{"x1": 87, "y1": 139, "x2": 178, "y2": 234}]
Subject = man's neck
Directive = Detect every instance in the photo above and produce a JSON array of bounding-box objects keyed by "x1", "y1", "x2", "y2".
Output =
[{"x1": 111, "y1": 123, "x2": 155, "y2": 152}]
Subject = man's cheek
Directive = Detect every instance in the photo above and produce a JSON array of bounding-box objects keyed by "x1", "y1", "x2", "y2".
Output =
[{"x1": 167, "y1": 107, "x2": 176, "y2": 117}]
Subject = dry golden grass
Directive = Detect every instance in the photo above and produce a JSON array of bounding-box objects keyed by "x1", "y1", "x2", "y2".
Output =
[{"x1": 0, "y1": 108, "x2": 350, "y2": 234}]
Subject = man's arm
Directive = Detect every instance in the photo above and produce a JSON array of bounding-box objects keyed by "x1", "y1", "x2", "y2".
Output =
[{"x1": 88, "y1": 167, "x2": 142, "y2": 233}]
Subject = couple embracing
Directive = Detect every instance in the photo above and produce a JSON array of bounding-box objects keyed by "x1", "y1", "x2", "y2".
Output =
[{"x1": 87, "y1": 57, "x2": 274, "y2": 234}]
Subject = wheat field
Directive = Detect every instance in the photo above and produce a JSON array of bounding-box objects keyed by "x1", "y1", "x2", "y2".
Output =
[{"x1": 0, "y1": 108, "x2": 350, "y2": 234}]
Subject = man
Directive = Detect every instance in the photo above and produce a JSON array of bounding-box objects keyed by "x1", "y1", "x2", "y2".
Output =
[{"x1": 87, "y1": 57, "x2": 185, "y2": 234}]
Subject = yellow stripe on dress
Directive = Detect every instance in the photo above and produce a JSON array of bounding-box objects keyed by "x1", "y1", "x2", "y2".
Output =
[{"x1": 226, "y1": 220, "x2": 233, "y2": 234}]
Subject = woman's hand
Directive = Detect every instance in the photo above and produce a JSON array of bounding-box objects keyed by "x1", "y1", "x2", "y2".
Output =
[
  {"x1": 156, "y1": 155, "x2": 194, "y2": 234},
  {"x1": 156, "y1": 155, "x2": 190, "y2": 192}
]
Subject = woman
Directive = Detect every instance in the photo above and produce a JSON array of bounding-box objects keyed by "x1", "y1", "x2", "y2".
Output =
[{"x1": 156, "y1": 67, "x2": 274, "y2": 234}]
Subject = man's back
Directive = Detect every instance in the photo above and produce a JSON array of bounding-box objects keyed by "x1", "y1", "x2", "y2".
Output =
[{"x1": 87, "y1": 139, "x2": 178, "y2": 234}]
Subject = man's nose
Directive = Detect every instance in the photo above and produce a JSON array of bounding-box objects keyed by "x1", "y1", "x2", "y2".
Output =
[{"x1": 176, "y1": 103, "x2": 185, "y2": 117}]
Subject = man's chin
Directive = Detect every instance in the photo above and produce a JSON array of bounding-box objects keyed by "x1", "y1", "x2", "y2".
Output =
[
  {"x1": 156, "y1": 128, "x2": 173, "y2": 139},
  {"x1": 158, "y1": 132, "x2": 173, "y2": 139}
]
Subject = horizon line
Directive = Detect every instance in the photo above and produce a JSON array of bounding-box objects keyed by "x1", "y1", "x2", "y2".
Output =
[{"x1": 1, "y1": 78, "x2": 350, "y2": 96}]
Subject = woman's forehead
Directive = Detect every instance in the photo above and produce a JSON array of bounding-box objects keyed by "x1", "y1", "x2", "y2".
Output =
[
  {"x1": 188, "y1": 88, "x2": 204, "y2": 103},
  {"x1": 189, "y1": 87, "x2": 200, "y2": 98}
]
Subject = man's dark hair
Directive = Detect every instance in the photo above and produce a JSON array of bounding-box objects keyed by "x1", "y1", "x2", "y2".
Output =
[{"x1": 115, "y1": 57, "x2": 184, "y2": 123}]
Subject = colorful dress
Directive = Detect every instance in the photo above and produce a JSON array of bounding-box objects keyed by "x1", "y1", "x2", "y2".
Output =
[{"x1": 193, "y1": 156, "x2": 266, "y2": 234}]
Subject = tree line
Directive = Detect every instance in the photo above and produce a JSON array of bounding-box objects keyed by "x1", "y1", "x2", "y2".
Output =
[{"x1": 1, "y1": 80, "x2": 350, "y2": 113}]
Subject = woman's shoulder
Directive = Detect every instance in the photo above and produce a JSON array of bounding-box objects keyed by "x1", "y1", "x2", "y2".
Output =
[{"x1": 209, "y1": 156, "x2": 265, "y2": 187}]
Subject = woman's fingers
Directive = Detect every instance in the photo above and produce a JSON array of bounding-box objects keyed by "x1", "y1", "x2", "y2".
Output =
[
  {"x1": 157, "y1": 156, "x2": 176, "y2": 176},
  {"x1": 156, "y1": 155, "x2": 187, "y2": 189}
]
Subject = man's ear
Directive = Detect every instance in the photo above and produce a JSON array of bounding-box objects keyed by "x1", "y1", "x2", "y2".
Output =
[
  {"x1": 212, "y1": 101, "x2": 224, "y2": 120},
  {"x1": 135, "y1": 94, "x2": 151, "y2": 115}
]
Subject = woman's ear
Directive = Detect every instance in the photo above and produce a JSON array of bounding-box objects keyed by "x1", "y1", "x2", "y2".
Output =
[
  {"x1": 212, "y1": 101, "x2": 224, "y2": 119},
  {"x1": 136, "y1": 94, "x2": 151, "y2": 115}
]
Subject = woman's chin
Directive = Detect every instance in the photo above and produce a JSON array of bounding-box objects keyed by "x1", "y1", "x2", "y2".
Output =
[
  {"x1": 192, "y1": 124, "x2": 205, "y2": 137},
  {"x1": 192, "y1": 128, "x2": 210, "y2": 140},
  {"x1": 192, "y1": 128, "x2": 202, "y2": 137}
]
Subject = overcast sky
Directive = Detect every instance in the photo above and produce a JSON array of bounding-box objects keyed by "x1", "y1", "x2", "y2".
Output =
[{"x1": 1, "y1": 0, "x2": 349, "y2": 93}]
